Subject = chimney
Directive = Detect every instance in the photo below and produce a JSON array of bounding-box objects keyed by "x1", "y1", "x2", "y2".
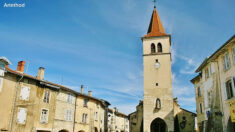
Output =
[
  {"x1": 88, "y1": 91, "x2": 92, "y2": 96},
  {"x1": 37, "y1": 67, "x2": 45, "y2": 80},
  {"x1": 17, "y1": 61, "x2": 25, "y2": 73},
  {"x1": 114, "y1": 107, "x2": 118, "y2": 113},
  {"x1": 81, "y1": 85, "x2": 84, "y2": 94}
]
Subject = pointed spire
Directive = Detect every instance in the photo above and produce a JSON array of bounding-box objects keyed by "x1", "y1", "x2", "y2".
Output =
[{"x1": 143, "y1": 7, "x2": 168, "y2": 38}]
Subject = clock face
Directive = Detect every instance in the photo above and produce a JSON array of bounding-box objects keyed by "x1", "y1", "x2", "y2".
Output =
[{"x1": 155, "y1": 62, "x2": 160, "y2": 69}]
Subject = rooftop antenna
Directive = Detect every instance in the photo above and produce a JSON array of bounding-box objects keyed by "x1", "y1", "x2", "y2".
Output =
[
  {"x1": 25, "y1": 59, "x2": 30, "y2": 73},
  {"x1": 153, "y1": 0, "x2": 156, "y2": 8},
  {"x1": 61, "y1": 75, "x2": 63, "y2": 85}
]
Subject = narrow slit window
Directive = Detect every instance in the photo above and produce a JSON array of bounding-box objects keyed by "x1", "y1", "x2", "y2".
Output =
[
  {"x1": 200, "y1": 103, "x2": 203, "y2": 114},
  {"x1": 233, "y1": 46, "x2": 235, "y2": 64},
  {"x1": 156, "y1": 98, "x2": 161, "y2": 109}
]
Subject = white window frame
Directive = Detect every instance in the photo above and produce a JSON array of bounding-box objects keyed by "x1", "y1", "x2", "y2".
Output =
[
  {"x1": 0, "y1": 77, "x2": 3, "y2": 92},
  {"x1": 67, "y1": 93, "x2": 73, "y2": 103},
  {"x1": 205, "y1": 67, "x2": 210, "y2": 79},
  {"x1": 84, "y1": 99, "x2": 88, "y2": 107},
  {"x1": 226, "y1": 77, "x2": 235, "y2": 99},
  {"x1": 17, "y1": 107, "x2": 27, "y2": 124},
  {"x1": 82, "y1": 113, "x2": 87, "y2": 123},
  {"x1": 232, "y1": 46, "x2": 235, "y2": 64},
  {"x1": 65, "y1": 109, "x2": 72, "y2": 121},
  {"x1": 223, "y1": 52, "x2": 231, "y2": 70},
  {"x1": 43, "y1": 90, "x2": 50, "y2": 103},
  {"x1": 95, "y1": 112, "x2": 98, "y2": 121},
  {"x1": 20, "y1": 86, "x2": 30, "y2": 101},
  {"x1": 40, "y1": 108, "x2": 49, "y2": 124}
]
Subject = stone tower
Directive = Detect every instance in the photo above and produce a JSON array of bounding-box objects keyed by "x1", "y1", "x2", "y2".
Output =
[{"x1": 142, "y1": 6, "x2": 174, "y2": 132}]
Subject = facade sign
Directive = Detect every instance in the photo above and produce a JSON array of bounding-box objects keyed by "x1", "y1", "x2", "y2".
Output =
[{"x1": 229, "y1": 99, "x2": 235, "y2": 122}]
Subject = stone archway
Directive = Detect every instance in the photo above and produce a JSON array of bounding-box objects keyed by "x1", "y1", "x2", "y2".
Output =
[
  {"x1": 150, "y1": 118, "x2": 167, "y2": 132},
  {"x1": 58, "y1": 130, "x2": 69, "y2": 132}
]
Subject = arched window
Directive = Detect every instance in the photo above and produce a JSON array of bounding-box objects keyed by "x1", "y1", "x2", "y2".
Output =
[
  {"x1": 156, "y1": 98, "x2": 161, "y2": 109},
  {"x1": 157, "y1": 43, "x2": 162, "y2": 52},
  {"x1": 151, "y1": 43, "x2": 156, "y2": 53}
]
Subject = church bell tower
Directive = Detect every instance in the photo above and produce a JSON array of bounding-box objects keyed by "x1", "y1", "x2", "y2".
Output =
[{"x1": 142, "y1": 6, "x2": 174, "y2": 132}]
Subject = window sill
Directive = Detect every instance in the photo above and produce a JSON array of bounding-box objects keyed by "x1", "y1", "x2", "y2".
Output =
[
  {"x1": 225, "y1": 97, "x2": 235, "y2": 102},
  {"x1": 40, "y1": 121, "x2": 48, "y2": 124},
  {"x1": 17, "y1": 122, "x2": 26, "y2": 125},
  {"x1": 80, "y1": 122, "x2": 88, "y2": 125},
  {"x1": 223, "y1": 67, "x2": 231, "y2": 73},
  {"x1": 83, "y1": 105, "x2": 88, "y2": 108}
]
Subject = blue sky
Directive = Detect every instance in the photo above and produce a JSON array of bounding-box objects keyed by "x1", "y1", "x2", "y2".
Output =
[{"x1": 0, "y1": 0, "x2": 235, "y2": 114}]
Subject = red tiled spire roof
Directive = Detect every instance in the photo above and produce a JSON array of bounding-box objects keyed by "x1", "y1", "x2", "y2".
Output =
[{"x1": 143, "y1": 7, "x2": 168, "y2": 38}]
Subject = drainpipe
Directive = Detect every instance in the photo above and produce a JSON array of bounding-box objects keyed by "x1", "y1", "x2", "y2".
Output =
[
  {"x1": 73, "y1": 95, "x2": 77, "y2": 132},
  {"x1": 215, "y1": 60, "x2": 225, "y2": 131},
  {"x1": 10, "y1": 74, "x2": 24, "y2": 132}
]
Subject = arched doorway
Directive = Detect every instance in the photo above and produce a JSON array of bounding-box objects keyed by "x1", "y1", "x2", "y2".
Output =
[
  {"x1": 150, "y1": 118, "x2": 167, "y2": 132},
  {"x1": 227, "y1": 117, "x2": 235, "y2": 132},
  {"x1": 59, "y1": 129, "x2": 69, "y2": 132},
  {"x1": 140, "y1": 120, "x2": 143, "y2": 132},
  {"x1": 94, "y1": 127, "x2": 98, "y2": 132},
  {"x1": 174, "y1": 115, "x2": 180, "y2": 132}
]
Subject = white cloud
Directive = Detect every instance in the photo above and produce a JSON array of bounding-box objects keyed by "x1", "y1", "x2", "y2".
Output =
[
  {"x1": 176, "y1": 55, "x2": 199, "y2": 75},
  {"x1": 171, "y1": 47, "x2": 177, "y2": 65},
  {"x1": 178, "y1": 97, "x2": 196, "y2": 106},
  {"x1": 173, "y1": 86, "x2": 193, "y2": 97}
]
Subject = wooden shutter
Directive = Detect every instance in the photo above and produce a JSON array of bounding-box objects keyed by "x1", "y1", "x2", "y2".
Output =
[
  {"x1": 20, "y1": 86, "x2": 30, "y2": 100},
  {"x1": 17, "y1": 108, "x2": 27, "y2": 124}
]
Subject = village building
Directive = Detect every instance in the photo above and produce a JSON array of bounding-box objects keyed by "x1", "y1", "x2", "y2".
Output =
[
  {"x1": 74, "y1": 86, "x2": 110, "y2": 132},
  {"x1": 129, "y1": 99, "x2": 196, "y2": 132},
  {"x1": 0, "y1": 58, "x2": 111, "y2": 132},
  {"x1": 53, "y1": 87, "x2": 77, "y2": 132},
  {"x1": 191, "y1": 35, "x2": 235, "y2": 132},
  {"x1": 173, "y1": 98, "x2": 197, "y2": 132},
  {"x1": 129, "y1": 5, "x2": 196, "y2": 132},
  {"x1": 107, "y1": 107, "x2": 129, "y2": 132},
  {"x1": 0, "y1": 59, "x2": 59, "y2": 132}
]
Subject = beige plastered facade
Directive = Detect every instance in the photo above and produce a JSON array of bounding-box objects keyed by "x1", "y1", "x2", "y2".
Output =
[
  {"x1": 0, "y1": 71, "x2": 58, "y2": 132},
  {"x1": 53, "y1": 90, "x2": 76, "y2": 132},
  {"x1": 191, "y1": 35, "x2": 235, "y2": 132},
  {"x1": 0, "y1": 61, "x2": 111, "y2": 132},
  {"x1": 142, "y1": 35, "x2": 174, "y2": 132},
  {"x1": 74, "y1": 95, "x2": 105, "y2": 132},
  {"x1": 108, "y1": 108, "x2": 129, "y2": 132}
]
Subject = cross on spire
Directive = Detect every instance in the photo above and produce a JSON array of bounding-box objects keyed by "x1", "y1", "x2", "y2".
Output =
[{"x1": 153, "y1": 0, "x2": 156, "y2": 8}]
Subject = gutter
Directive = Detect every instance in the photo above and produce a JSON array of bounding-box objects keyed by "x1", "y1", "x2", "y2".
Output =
[
  {"x1": 73, "y1": 95, "x2": 77, "y2": 132},
  {"x1": 215, "y1": 60, "x2": 225, "y2": 131},
  {"x1": 39, "y1": 81, "x2": 60, "y2": 90},
  {"x1": 10, "y1": 73, "x2": 24, "y2": 132}
]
